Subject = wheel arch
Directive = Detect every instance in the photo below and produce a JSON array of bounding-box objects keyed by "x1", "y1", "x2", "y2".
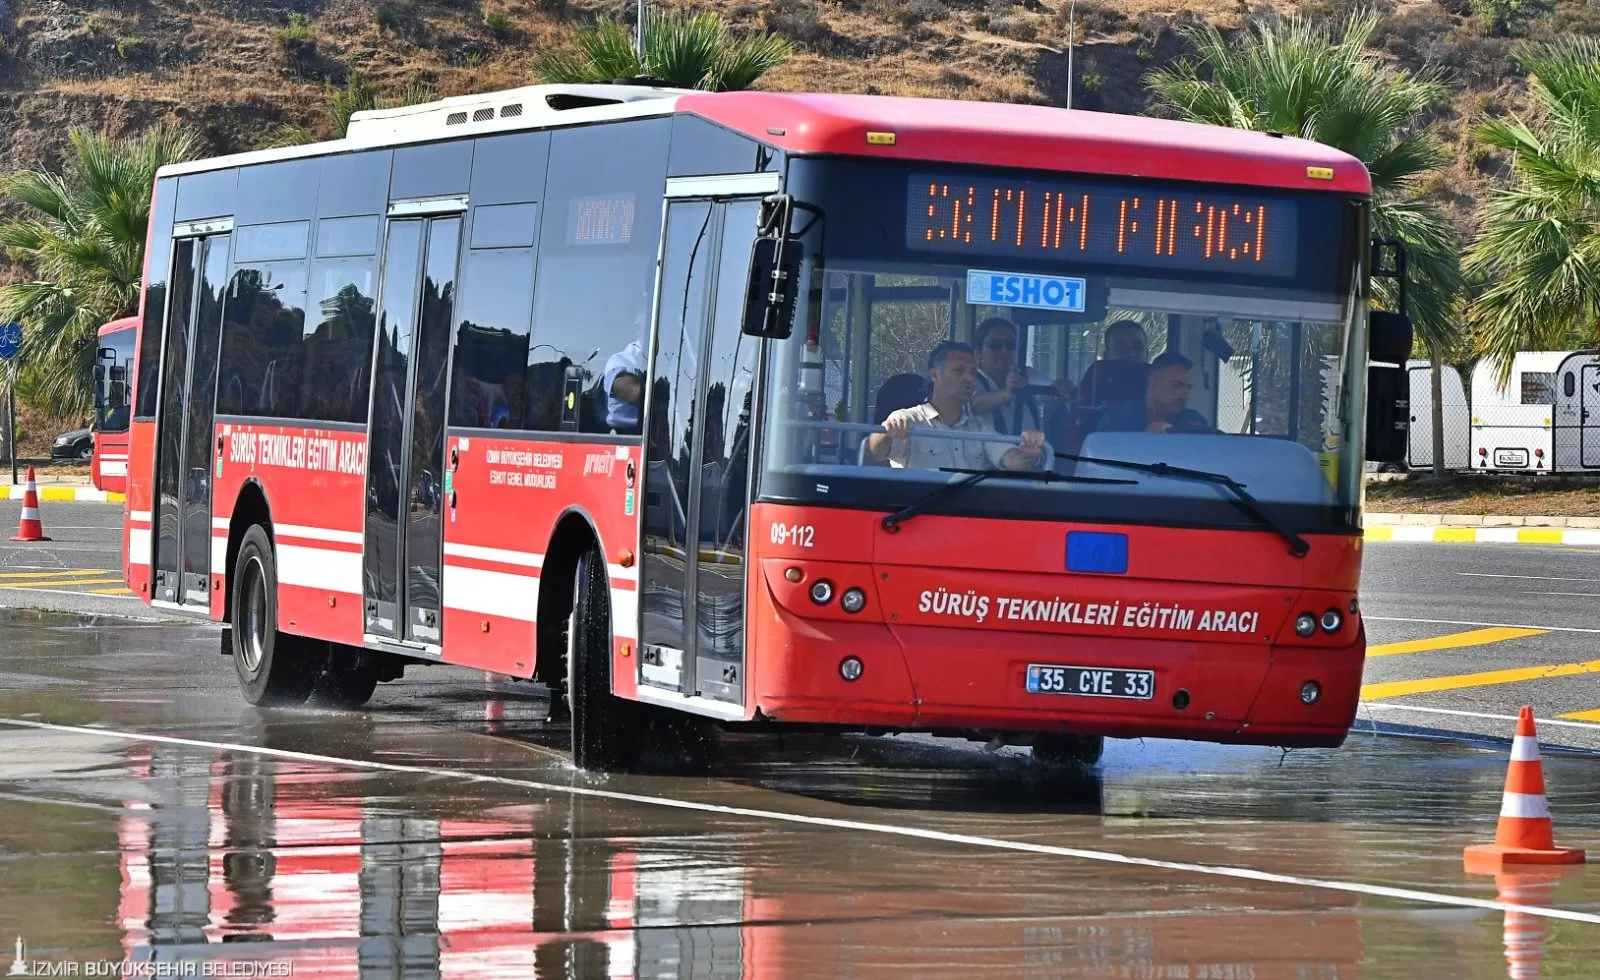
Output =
[
  {"x1": 224, "y1": 479, "x2": 273, "y2": 625},
  {"x1": 534, "y1": 505, "x2": 606, "y2": 686}
]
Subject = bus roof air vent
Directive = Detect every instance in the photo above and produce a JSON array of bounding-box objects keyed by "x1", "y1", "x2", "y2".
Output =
[
  {"x1": 545, "y1": 93, "x2": 623, "y2": 111},
  {"x1": 344, "y1": 83, "x2": 686, "y2": 144}
]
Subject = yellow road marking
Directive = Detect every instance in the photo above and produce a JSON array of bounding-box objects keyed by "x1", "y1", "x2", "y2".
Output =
[
  {"x1": 1362, "y1": 659, "x2": 1600, "y2": 701},
  {"x1": 1558, "y1": 708, "x2": 1600, "y2": 722},
  {"x1": 0, "y1": 569, "x2": 114, "y2": 579},
  {"x1": 1435, "y1": 527, "x2": 1477, "y2": 542},
  {"x1": 1367, "y1": 627, "x2": 1547, "y2": 657},
  {"x1": 0, "y1": 578, "x2": 124, "y2": 590},
  {"x1": 85, "y1": 588, "x2": 133, "y2": 595}
]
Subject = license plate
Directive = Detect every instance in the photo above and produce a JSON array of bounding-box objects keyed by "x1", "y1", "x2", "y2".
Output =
[
  {"x1": 1494, "y1": 448, "x2": 1529, "y2": 468},
  {"x1": 1026, "y1": 664, "x2": 1155, "y2": 700}
]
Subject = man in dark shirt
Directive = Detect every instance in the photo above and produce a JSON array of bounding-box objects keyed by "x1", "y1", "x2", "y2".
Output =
[{"x1": 1097, "y1": 351, "x2": 1211, "y2": 433}]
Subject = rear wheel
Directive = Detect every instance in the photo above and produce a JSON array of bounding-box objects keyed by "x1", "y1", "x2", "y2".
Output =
[
  {"x1": 1032, "y1": 733, "x2": 1105, "y2": 768},
  {"x1": 231, "y1": 525, "x2": 317, "y2": 706},
  {"x1": 310, "y1": 646, "x2": 381, "y2": 708},
  {"x1": 568, "y1": 547, "x2": 643, "y2": 772}
]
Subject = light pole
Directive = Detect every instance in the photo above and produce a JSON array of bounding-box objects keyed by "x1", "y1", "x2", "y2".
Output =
[
  {"x1": 636, "y1": 0, "x2": 646, "y2": 63},
  {"x1": 1065, "y1": 0, "x2": 1076, "y2": 110}
]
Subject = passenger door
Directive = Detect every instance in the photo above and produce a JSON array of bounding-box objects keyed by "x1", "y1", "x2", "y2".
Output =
[
  {"x1": 638, "y1": 189, "x2": 765, "y2": 708},
  {"x1": 362, "y1": 207, "x2": 462, "y2": 646},
  {"x1": 152, "y1": 225, "x2": 231, "y2": 607}
]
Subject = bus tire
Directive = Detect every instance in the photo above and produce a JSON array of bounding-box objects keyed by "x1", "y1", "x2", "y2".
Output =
[
  {"x1": 310, "y1": 648, "x2": 381, "y2": 708},
  {"x1": 1032, "y1": 733, "x2": 1104, "y2": 768},
  {"x1": 568, "y1": 546, "x2": 642, "y2": 772},
  {"x1": 230, "y1": 525, "x2": 317, "y2": 707}
]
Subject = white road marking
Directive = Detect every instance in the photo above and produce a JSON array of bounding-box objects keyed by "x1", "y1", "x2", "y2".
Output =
[
  {"x1": 1457, "y1": 572, "x2": 1600, "y2": 584},
  {"x1": 1366, "y1": 615, "x2": 1600, "y2": 636},
  {"x1": 1533, "y1": 592, "x2": 1600, "y2": 598},
  {"x1": 1361, "y1": 702, "x2": 1600, "y2": 732},
  {"x1": 0, "y1": 586, "x2": 140, "y2": 601},
  {"x1": 1, "y1": 716, "x2": 1597, "y2": 926}
]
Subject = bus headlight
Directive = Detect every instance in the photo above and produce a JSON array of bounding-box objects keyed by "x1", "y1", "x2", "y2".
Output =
[
  {"x1": 1320, "y1": 609, "x2": 1343, "y2": 633},
  {"x1": 1294, "y1": 612, "x2": 1317, "y2": 637},
  {"x1": 810, "y1": 580, "x2": 834, "y2": 605},
  {"x1": 840, "y1": 588, "x2": 866, "y2": 614},
  {"x1": 839, "y1": 657, "x2": 863, "y2": 681},
  {"x1": 1300, "y1": 681, "x2": 1321, "y2": 705}
]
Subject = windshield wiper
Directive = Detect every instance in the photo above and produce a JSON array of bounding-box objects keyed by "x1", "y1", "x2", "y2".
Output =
[
  {"x1": 881, "y1": 468, "x2": 1137, "y2": 533},
  {"x1": 1054, "y1": 452, "x2": 1311, "y2": 558}
]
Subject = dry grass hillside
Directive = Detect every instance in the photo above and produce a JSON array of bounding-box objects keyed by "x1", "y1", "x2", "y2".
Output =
[{"x1": 2, "y1": 0, "x2": 1599, "y2": 229}]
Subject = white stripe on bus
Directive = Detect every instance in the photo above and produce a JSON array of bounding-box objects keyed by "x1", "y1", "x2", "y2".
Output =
[
  {"x1": 441, "y1": 564, "x2": 537, "y2": 621},
  {"x1": 277, "y1": 543, "x2": 362, "y2": 594},
  {"x1": 442, "y1": 542, "x2": 543, "y2": 568}
]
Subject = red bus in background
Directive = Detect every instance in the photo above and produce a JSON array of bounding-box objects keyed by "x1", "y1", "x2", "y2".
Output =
[
  {"x1": 122, "y1": 83, "x2": 1413, "y2": 770},
  {"x1": 93, "y1": 316, "x2": 138, "y2": 493}
]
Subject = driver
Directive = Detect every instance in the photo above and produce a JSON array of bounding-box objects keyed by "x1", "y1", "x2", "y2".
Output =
[
  {"x1": 864, "y1": 341, "x2": 1044, "y2": 471},
  {"x1": 1097, "y1": 351, "x2": 1210, "y2": 433}
]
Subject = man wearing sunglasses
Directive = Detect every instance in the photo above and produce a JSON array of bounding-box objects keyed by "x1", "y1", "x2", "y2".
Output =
[{"x1": 970, "y1": 316, "x2": 1056, "y2": 436}]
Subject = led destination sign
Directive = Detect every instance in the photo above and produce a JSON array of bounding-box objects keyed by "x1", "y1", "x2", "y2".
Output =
[{"x1": 906, "y1": 174, "x2": 1299, "y2": 277}]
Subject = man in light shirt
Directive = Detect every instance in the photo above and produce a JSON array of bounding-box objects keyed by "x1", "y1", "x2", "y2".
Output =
[
  {"x1": 864, "y1": 341, "x2": 1044, "y2": 472},
  {"x1": 601, "y1": 340, "x2": 645, "y2": 433}
]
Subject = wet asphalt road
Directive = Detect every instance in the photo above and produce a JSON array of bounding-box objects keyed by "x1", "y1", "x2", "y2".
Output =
[{"x1": 2, "y1": 510, "x2": 1600, "y2": 975}]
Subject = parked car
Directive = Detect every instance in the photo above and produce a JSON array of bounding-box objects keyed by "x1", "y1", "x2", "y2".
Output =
[{"x1": 51, "y1": 426, "x2": 93, "y2": 461}]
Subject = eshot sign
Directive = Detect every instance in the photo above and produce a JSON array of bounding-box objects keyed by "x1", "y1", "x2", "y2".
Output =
[{"x1": 966, "y1": 270, "x2": 1086, "y2": 313}]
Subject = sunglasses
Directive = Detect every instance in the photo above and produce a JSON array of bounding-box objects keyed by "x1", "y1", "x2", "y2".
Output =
[{"x1": 984, "y1": 339, "x2": 1016, "y2": 351}]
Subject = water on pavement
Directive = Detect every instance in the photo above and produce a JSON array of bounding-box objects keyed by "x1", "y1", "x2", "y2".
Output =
[{"x1": 1, "y1": 611, "x2": 1598, "y2": 978}]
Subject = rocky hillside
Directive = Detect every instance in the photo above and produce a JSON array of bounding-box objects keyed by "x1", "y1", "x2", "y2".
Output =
[{"x1": 2, "y1": 0, "x2": 1598, "y2": 232}]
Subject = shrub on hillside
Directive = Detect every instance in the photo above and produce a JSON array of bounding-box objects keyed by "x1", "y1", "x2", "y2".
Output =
[
  {"x1": 764, "y1": 3, "x2": 837, "y2": 53},
  {"x1": 273, "y1": 13, "x2": 315, "y2": 57}
]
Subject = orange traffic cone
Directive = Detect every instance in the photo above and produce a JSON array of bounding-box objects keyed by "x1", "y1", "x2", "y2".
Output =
[
  {"x1": 1464, "y1": 706, "x2": 1586, "y2": 872},
  {"x1": 10, "y1": 466, "x2": 51, "y2": 542},
  {"x1": 1494, "y1": 870, "x2": 1567, "y2": 979}
]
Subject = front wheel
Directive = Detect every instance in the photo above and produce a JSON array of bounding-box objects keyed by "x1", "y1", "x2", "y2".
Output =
[
  {"x1": 1032, "y1": 733, "x2": 1105, "y2": 768},
  {"x1": 567, "y1": 547, "x2": 643, "y2": 772},
  {"x1": 231, "y1": 525, "x2": 318, "y2": 706}
]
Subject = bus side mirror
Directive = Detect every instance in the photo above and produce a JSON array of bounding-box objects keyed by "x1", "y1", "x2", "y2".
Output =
[
  {"x1": 742, "y1": 236, "x2": 801, "y2": 340},
  {"x1": 1366, "y1": 365, "x2": 1408, "y2": 462},
  {"x1": 1369, "y1": 310, "x2": 1413, "y2": 364}
]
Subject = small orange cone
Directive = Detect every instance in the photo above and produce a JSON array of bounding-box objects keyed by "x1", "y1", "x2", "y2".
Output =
[
  {"x1": 1464, "y1": 706, "x2": 1585, "y2": 872},
  {"x1": 10, "y1": 466, "x2": 51, "y2": 542}
]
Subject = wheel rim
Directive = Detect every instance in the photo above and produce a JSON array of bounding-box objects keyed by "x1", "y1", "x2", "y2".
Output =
[{"x1": 239, "y1": 555, "x2": 268, "y2": 674}]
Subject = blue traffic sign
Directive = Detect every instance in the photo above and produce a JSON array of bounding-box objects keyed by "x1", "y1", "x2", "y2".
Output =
[{"x1": 0, "y1": 322, "x2": 19, "y2": 360}]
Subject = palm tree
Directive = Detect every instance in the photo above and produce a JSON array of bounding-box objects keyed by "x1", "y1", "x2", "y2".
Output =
[
  {"x1": 271, "y1": 72, "x2": 436, "y2": 146},
  {"x1": 1467, "y1": 39, "x2": 1600, "y2": 378},
  {"x1": 0, "y1": 125, "x2": 201, "y2": 416},
  {"x1": 1147, "y1": 12, "x2": 1464, "y2": 475},
  {"x1": 536, "y1": 7, "x2": 791, "y2": 92}
]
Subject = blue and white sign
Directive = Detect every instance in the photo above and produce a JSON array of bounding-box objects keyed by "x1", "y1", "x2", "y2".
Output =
[
  {"x1": 966, "y1": 270, "x2": 1086, "y2": 313},
  {"x1": 0, "y1": 322, "x2": 20, "y2": 360}
]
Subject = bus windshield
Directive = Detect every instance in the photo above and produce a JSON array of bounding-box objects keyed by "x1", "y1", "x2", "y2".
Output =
[{"x1": 759, "y1": 159, "x2": 1366, "y2": 534}]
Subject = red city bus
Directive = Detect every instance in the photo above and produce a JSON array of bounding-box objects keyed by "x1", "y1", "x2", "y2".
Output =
[
  {"x1": 122, "y1": 84, "x2": 1412, "y2": 769},
  {"x1": 93, "y1": 316, "x2": 139, "y2": 493}
]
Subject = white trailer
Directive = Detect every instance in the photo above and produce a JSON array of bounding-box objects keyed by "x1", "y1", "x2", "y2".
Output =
[
  {"x1": 1470, "y1": 352, "x2": 1566, "y2": 472},
  {"x1": 1404, "y1": 359, "x2": 1470, "y2": 471},
  {"x1": 1552, "y1": 351, "x2": 1600, "y2": 471}
]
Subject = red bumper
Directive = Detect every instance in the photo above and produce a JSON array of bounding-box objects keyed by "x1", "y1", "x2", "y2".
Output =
[{"x1": 750, "y1": 605, "x2": 1364, "y2": 748}]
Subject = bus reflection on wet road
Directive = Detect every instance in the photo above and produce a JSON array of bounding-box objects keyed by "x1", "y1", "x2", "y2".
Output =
[{"x1": 1, "y1": 611, "x2": 1598, "y2": 978}]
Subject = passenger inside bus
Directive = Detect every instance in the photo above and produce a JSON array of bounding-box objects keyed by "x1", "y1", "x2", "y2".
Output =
[
  {"x1": 972, "y1": 317, "x2": 1043, "y2": 435},
  {"x1": 1093, "y1": 351, "x2": 1213, "y2": 434},
  {"x1": 862, "y1": 341, "x2": 1044, "y2": 472},
  {"x1": 601, "y1": 339, "x2": 646, "y2": 434}
]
